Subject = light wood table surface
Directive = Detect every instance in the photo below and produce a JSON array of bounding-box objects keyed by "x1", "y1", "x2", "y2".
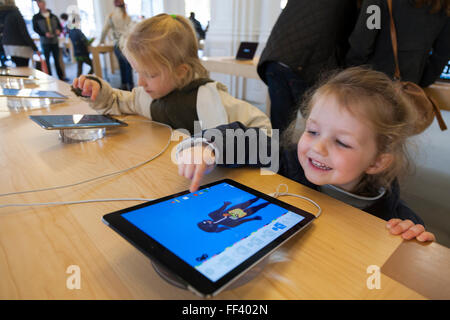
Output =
[{"x1": 0, "y1": 68, "x2": 449, "y2": 300}]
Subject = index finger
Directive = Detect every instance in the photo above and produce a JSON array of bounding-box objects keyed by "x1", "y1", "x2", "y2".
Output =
[{"x1": 190, "y1": 164, "x2": 207, "y2": 193}]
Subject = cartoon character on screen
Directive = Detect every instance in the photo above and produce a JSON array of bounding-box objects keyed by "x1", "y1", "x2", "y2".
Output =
[{"x1": 197, "y1": 197, "x2": 270, "y2": 233}]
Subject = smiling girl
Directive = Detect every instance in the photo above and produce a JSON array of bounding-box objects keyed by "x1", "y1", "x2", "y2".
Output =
[
  {"x1": 176, "y1": 67, "x2": 436, "y2": 242},
  {"x1": 72, "y1": 14, "x2": 271, "y2": 134}
]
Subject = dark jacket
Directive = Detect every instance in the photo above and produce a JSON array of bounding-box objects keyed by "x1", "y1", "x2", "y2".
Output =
[
  {"x1": 197, "y1": 121, "x2": 425, "y2": 226},
  {"x1": 68, "y1": 28, "x2": 89, "y2": 57},
  {"x1": 346, "y1": 0, "x2": 450, "y2": 87},
  {"x1": 257, "y1": 0, "x2": 358, "y2": 85},
  {"x1": 2, "y1": 7, "x2": 37, "y2": 51},
  {"x1": 32, "y1": 9, "x2": 62, "y2": 45}
]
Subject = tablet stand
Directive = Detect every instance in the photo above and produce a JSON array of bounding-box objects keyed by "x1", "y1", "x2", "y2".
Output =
[
  {"x1": 59, "y1": 128, "x2": 105, "y2": 143},
  {"x1": 151, "y1": 256, "x2": 270, "y2": 293}
]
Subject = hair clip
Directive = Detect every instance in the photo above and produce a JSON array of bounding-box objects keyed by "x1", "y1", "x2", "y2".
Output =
[{"x1": 170, "y1": 14, "x2": 177, "y2": 19}]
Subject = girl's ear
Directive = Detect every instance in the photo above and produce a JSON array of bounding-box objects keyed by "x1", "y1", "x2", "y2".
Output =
[
  {"x1": 175, "y1": 63, "x2": 189, "y2": 79},
  {"x1": 365, "y1": 153, "x2": 394, "y2": 175}
]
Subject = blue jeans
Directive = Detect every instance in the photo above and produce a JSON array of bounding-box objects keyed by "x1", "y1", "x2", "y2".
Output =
[
  {"x1": 114, "y1": 45, "x2": 134, "y2": 89},
  {"x1": 265, "y1": 61, "x2": 309, "y2": 133}
]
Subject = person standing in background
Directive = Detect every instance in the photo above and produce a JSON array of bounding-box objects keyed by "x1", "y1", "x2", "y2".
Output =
[
  {"x1": 189, "y1": 12, "x2": 205, "y2": 41},
  {"x1": 346, "y1": 0, "x2": 450, "y2": 87},
  {"x1": 2, "y1": 0, "x2": 40, "y2": 67},
  {"x1": 32, "y1": 0, "x2": 65, "y2": 79},
  {"x1": 68, "y1": 12, "x2": 94, "y2": 77},
  {"x1": 257, "y1": 0, "x2": 358, "y2": 134},
  {"x1": 100, "y1": 0, "x2": 134, "y2": 91}
]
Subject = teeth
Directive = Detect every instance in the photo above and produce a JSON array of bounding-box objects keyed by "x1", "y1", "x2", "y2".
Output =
[{"x1": 311, "y1": 159, "x2": 332, "y2": 170}]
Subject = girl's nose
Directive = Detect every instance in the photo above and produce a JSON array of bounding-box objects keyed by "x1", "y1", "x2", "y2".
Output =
[
  {"x1": 137, "y1": 76, "x2": 146, "y2": 87},
  {"x1": 312, "y1": 138, "x2": 328, "y2": 156}
]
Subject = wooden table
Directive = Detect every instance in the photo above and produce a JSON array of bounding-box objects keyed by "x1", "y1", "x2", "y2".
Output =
[
  {"x1": 201, "y1": 56, "x2": 271, "y2": 116},
  {"x1": 89, "y1": 44, "x2": 116, "y2": 79},
  {"x1": 1, "y1": 68, "x2": 449, "y2": 300}
]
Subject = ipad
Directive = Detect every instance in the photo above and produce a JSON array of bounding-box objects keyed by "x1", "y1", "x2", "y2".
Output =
[
  {"x1": 102, "y1": 179, "x2": 316, "y2": 297},
  {"x1": 29, "y1": 114, "x2": 128, "y2": 130},
  {"x1": 235, "y1": 41, "x2": 258, "y2": 60},
  {"x1": 0, "y1": 88, "x2": 67, "y2": 99},
  {"x1": 439, "y1": 60, "x2": 450, "y2": 82}
]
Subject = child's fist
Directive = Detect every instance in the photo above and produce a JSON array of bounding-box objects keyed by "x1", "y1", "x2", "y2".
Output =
[
  {"x1": 386, "y1": 219, "x2": 435, "y2": 242},
  {"x1": 72, "y1": 75, "x2": 100, "y2": 101},
  {"x1": 177, "y1": 145, "x2": 216, "y2": 193}
]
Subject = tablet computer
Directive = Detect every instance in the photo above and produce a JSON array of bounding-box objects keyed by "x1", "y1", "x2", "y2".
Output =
[
  {"x1": 235, "y1": 41, "x2": 258, "y2": 60},
  {"x1": 102, "y1": 179, "x2": 316, "y2": 297},
  {"x1": 0, "y1": 88, "x2": 67, "y2": 99},
  {"x1": 439, "y1": 59, "x2": 450, "y2": 82},
  {"x1": 29, "y1": 114, "x2": 128, "y2": 130}
]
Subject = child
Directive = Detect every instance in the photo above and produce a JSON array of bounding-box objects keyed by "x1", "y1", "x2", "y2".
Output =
[
  {"x1": 176, "y1": 67, "x2": 435, "y2": 242},
  {"x1": 72, "y1": 14, "x2": 271, "y2": 135},
  {"x1": 67, "y1": 13, "x2": 94, "y2": 77}
]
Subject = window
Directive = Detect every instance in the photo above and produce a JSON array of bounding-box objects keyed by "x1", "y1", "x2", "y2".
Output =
[
  {"x1": 15, "y1": 0, "x2": 39, "y2": 37},
  {"x1": 125, "y1": 0, "x2": 164, "y2": 20},
  {"x1": 185, "y1": 0, "x2": 210, "y2": 29},
  {"x1": 77, "y1": 0, "x2": 96, "y2": 38}
]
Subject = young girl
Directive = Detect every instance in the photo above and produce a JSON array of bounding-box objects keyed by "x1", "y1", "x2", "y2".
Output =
[
  {"x1": 72, "y1": 14, "x2": 271, "y2": 135},
  {"x1": 176, "y1": 67, "x2": 435, "y2": 242}
]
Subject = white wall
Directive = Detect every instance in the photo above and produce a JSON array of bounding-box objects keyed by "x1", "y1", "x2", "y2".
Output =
[
  {"x1": 205, "y1": 0, "x2": 281, "y2": 104},
  {"x1": 44, "y1": 0, "x2": 77, "y2": 17}
]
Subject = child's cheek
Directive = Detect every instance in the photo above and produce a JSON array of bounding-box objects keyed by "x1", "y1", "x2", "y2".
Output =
[{"x1": 297, "y1": 134, "x2": 309, "y2": 165}]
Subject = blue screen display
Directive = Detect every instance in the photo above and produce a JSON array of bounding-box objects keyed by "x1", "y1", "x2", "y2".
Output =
[
  {"x1": 441, "y1": 60, "x2": 450, "y2": 80},
  {"x1": 122, "y1": 182, "x2": 304, "y2": 282}
]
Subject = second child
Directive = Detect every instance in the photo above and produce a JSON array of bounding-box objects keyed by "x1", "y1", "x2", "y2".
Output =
[{"x1": 73, "y1": 14, "x2": 271, "y2": 134}]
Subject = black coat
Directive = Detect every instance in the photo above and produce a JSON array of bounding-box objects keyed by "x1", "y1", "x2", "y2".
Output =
[
  {"x1": 257, "y1": 0, "x2": 358, "y2": 85},
  {"x1": 68, "y1": 28, "x2": 89, "y2": 57},
  {"x1": 346, "y1": 0, "x2": 450, "y2": 87},
  {"x1": 197, "y1": 121, "x2": 425, "y2": 226},
  {"x1": 32, "y1": 9, "x2": 62, "y2": 45},
  {"x1": 2, "y1": 7, "x2": 37, "y2": 51}
]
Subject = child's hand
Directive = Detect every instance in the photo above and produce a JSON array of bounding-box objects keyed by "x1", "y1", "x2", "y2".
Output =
[
  {"x1": 177, "y1": 145, "x2": 216, "y2": 193},
  {"x1": 72, "y1": 75, "x2": 100, "y2": 101},
  {"x1": 387, "y1": 219, "x2": 435, "y2": 242}
]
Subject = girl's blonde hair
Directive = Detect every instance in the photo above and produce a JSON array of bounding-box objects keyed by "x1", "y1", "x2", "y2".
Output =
[
  {"x1": 299, "y1": 67, "x2": 419, "y2": 196},
  {"x1": 122, "y1": 14, "x2": 208, "y2": 88}
]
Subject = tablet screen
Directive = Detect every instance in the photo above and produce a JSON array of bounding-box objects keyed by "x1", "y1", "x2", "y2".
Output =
[
  {"x1": 121, "y1": 181, "x2": 305, "y2": 282},
  {"x1": 440, "y1": 60, "x2": 450, "y2": 81},
  {"x1": 30, "y1": 114, "x2": 127, "y2": 129},
  {"x1": 0, "y1": 88, "x2": 67, "y2": 99}
]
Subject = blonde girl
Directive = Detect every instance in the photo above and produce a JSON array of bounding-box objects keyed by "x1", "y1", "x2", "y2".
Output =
[
  {"x1": 176, "y1": 67, "x2": 435, "y2": 242},
  {"x1": 73, "y1": 14, "x2": 271, "y2": 134}
]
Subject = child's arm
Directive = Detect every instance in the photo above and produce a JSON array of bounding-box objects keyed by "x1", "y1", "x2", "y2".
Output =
[
  {"x1": 72, "y1": 75, "x2": 152, "y2": 118},
  {"x1": 386, "y1": 219, "x2": 435, "y2": 242},
  {"x1": 177, "y1": 121, "x2": 279, "y2": 192}
]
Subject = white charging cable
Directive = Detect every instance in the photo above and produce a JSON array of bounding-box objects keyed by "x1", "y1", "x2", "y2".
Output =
[
  {"x1": 0, "y1": 119, "x2": 173, "y2": 198},
  {"x1": 0, "y1": 198, "x2": 155, "y2": 209},
  {"x1": 269, "y1": 184, "x2": 322, "y2": 218}
]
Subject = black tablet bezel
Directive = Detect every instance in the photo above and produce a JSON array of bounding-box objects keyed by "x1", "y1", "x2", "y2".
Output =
[
  {"x1": 29, "y1": 114, "x2": 128, "y2": 130},
  {"x1": 102, "y1": 178, "x2": 316, "y2": 297}
]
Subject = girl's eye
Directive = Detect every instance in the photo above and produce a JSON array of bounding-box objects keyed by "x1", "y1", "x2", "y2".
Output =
[
  {"x1": 336, "y1": 140, "x2": 351, "y2": 148},
  {"x1": 307, "y1": 130, "x2": 318, "y2": 136}
]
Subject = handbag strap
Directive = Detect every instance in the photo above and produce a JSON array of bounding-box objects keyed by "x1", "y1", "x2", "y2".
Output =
[
  {"x1": 387, "y1": 0, "x2": 402, "y2": 80},
  {"x1": 387, "y1": 0, "x2": 447, "y2": 131}
]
